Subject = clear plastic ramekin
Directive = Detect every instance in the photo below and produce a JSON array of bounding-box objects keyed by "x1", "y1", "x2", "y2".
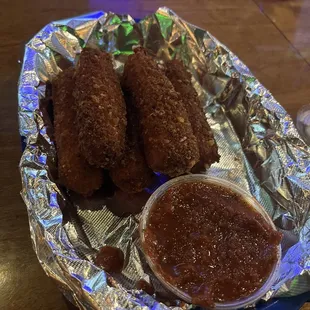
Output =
[{"x1": 140, "y1": 174, "x2": 281, "y2": 309}]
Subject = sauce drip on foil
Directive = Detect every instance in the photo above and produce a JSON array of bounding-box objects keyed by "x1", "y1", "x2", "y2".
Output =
[
  {"x1": 95, "y1": 246, "x2": 124, "y2": 273},
  {"x1": 143, "y1": 181, "x2": 282, "y2": 307},
  {"x1": 136, "y1": 279, "x2": 155, "y2": 295}
]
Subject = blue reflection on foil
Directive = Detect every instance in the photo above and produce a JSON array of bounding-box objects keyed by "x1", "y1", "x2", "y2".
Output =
[
  {"x1": 72, "y1": 273, "x2": 84, "y2": 282},
  {"x1": 47, "y1": 240, "x2": 57, "y2": 251},
  {"x1": 83, "y1": 271, "x2": 107, "y2": 293},
  {"x1": 38, "y1": 153, "x2": 47, "y2": 165},
  {"x1": 49, "y1": 192, "x2": 59, "y2": 208},
  {"x1": 145, "y1": 173, "x2": 170, "y2": 194},
  {"x1": 39, "y1": 214, "x2": 62, "y2": 229}
]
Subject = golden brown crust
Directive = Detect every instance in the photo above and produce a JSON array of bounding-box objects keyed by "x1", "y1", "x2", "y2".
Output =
[
  {"x1": 110, "y1": 96, "x2": 153, "y2": 193},
  {"x1": 165, "y1": 60, "x2": 220, "y2": 170},
  {"x1": 123, "y1": 48, "x2": 199, "y2": 177},
  {"x1": 52, "y1": 67, "x2": 103, "y2": 196},
  {"x1": 74, "y1": 48, "x2": 127, "y2": 168}
]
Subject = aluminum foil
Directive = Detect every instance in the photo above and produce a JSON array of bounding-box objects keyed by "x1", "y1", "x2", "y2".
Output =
[{"x1": 18, "y1": 7, "x2": 310, "y2": 310}]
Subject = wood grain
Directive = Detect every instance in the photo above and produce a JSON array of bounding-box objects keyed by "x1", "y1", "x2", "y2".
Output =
[
  {"x1": 254, "y1": 0, "x2": 310, "y2": 63},
  {"x1": 0, "y1": 0, "x2": 309, "y2": 309}
]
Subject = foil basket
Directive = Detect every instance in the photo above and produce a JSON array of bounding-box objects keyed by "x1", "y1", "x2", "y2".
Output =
[{"x1": 18, "y1": 7, "x2": 310, "y2": 310}]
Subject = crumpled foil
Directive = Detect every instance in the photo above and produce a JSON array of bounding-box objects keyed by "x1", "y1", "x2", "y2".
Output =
[{"x1": 18, "y1": 7, "x2": 310, "y2": 310}]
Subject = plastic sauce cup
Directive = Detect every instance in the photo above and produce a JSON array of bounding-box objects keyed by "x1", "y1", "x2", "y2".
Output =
[{"x1": 140, "y1": 174, "x2": 281, "y2": 309}]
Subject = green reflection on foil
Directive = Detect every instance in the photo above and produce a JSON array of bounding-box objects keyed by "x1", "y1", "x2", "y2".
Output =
[
  {"x1": 121, "y1": 22, "x2": 133, "y2": 37},
  {"x1": 181, "y1": 33, "x2": 186, "y2": 45},
  {"x1": 155, "y1": 12, "x2": 173, "y2": 40},
  {"x1": 113, "y1": 22, "x2": 138, "y2": 56},
  {"x1": 110, "y1": 15, "x2": 122, "y2": 25}
]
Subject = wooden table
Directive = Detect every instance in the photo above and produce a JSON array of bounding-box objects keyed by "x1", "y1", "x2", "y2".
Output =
[{"x1": 1, "y1": 0, "x2": 309, "y2": 309}]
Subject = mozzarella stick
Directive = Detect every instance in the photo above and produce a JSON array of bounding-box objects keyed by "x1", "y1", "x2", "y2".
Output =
[
  {"x1": 165, "y1": 60, "x2": 220, "y2": 169},
  {"x1": 75, "y1": 48, "x2": 127, "y2": 168},
  {"x1": 123, "y1": 48, "x2": 199, "y2": 177},
  {"x1": 110, "y1": 94, "x2": 153, "y2": 193},
  {"x1": 52, "y1": 67, "x2": 103, "y2": 196}
]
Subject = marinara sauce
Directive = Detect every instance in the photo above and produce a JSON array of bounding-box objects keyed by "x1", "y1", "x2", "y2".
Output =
[{"x1": 143, "y1": 181, "x2": 281, "y2": 307}]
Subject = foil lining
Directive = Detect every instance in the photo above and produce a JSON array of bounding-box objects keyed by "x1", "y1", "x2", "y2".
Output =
[{"x1": 18, "y1": 7, "x2": 310, "y2": 310}]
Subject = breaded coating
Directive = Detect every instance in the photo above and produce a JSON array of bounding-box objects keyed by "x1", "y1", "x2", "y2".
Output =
[
  {"x1": 110, "y1": 95, "x2": 153, "y2": 193},
  {"x1": 166, "y1": 60, "x2": 220, "y2": 170},
  {"x1": 75, "y1": 48, "x2": 127, "y2": 168},
  {"x1": 52, "y1": 67, "x2": 103, "y2": 196},
  {"x1": 123, "y1": 48, "x2": 199, "y2": 177}
]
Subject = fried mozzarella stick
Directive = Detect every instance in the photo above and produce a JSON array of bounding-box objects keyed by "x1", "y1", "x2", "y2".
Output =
[
  {"x1": 123, "y1": 48, "x2": 199, "y2": 177},
  {"x1": 75, "y1": 48, "x2": 127, "y2": 168},
  {"x1": 110, "y1": 95, "x2": 153, "y2": 193},
  {"x1": 166, "y1": 60, "x2": 220, "y2": 169},
  {"x1": 53, "y1": 67, "x2": 103, "y2": 196}
]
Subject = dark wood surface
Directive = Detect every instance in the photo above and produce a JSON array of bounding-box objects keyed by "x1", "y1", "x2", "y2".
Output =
[{"x1": 1, "y1": 0, "x2": 309, "y2": 309}]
